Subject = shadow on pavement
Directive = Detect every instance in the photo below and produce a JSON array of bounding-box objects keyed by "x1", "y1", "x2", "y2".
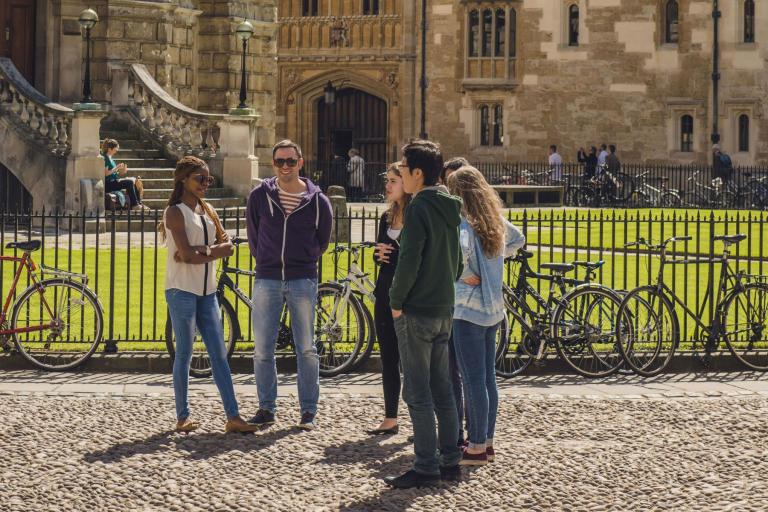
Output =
[{"x1": 83, "y1": 426, "x2": 300, "y2": 463}]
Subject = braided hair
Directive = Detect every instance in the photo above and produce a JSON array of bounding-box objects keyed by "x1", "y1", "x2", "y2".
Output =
[{"x1": 158, "y1": 156, "x2": 227, "y2": 243}]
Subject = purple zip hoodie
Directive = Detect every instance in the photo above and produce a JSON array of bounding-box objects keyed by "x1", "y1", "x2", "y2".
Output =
[{"x1": 246, "y1": 177, "x2": 333, "y2": 281}]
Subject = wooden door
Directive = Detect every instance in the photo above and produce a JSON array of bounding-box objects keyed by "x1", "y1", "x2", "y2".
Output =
[
  {"x1": 0, "y1": 0, "x2": 36, "y2": 82},
  {"x1": 317, "y1": 88, "x2": 388, "y2": 164}
]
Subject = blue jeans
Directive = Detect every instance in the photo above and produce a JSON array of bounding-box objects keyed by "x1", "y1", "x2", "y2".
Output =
[
  {"x1": 252, "y1": 278, "x2": 319, "y2": 414},
  {"x1": 394, "y1": 313, "x2": 461, "y2": 476},
  {"x1": 165, "y1": 289, "x2": 239, "y2": 420},
  {"x1": 452, "y1": 319, "x2": 500, "y2": 448}
]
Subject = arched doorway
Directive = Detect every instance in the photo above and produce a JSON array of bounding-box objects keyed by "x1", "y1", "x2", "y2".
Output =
[
  {"x1": 1, "y1": 165, "x2": 32, "y2": 213},
  {"x1": 316, "y1": 88, "x2": 387, "y2": 196}
]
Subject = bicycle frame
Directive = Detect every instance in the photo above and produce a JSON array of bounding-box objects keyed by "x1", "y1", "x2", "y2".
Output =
[
  {"x1": 0, "y1": 252, "x2": 89, "y2": 336},
  {"x1": 647, "y1": 243, "x2": 745, "y2": 350}
]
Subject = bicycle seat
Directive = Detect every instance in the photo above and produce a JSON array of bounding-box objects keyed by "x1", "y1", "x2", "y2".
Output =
[
  {"x1": 572, "y1": 260, "x2": 605, "y2": 270},
  {"x1": 5, "y1": 240, "x2": 41, "y2": 252},
  {"x1": 540, "y1": 262, "x2": 575, "y2": 274},
  {"x1": 518, "y1": 249, "x2": 534, "y2": 259},
  {"x1": 714, "y1": 234, "x2": 747, "y2": 245}
]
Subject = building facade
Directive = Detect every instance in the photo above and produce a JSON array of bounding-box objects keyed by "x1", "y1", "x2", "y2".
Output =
[{"x1": 277, "y1": 0, "x2": 767, "y2": 166}]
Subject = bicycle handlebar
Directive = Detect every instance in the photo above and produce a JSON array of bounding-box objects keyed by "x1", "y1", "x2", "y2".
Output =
[
  {"x1": 231, "y1": 236, "x2": 248, "y2": 246},
  {"x1": 624, "y1": 236, "x2": 692, "y2": 250}
]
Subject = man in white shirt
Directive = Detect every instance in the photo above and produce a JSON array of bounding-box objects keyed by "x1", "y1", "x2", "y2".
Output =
[
  {"x1": 597, "y1": 144, "x2": 609, "y2": 173},
  {"x1": 548, "y1": 145, "x2": 563, "y2": 182},
  {"x1": 347, "y1": 148, "x2": 365, "y2": 201}
]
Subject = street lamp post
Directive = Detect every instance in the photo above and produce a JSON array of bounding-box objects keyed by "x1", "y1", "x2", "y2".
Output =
[
  {"x1": 235, "y1": 20, "x2": 255, "y2": 110},
  {"x1": 711, "y1": 0, "x2": 721, "y2": 146},
  {"x1": 78, "y1": 8, "x2": 99, "y2": 105}
]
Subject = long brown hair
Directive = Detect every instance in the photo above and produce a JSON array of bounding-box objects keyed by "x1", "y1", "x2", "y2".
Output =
[
  {"x1": 446, "y1": 166, "x2": 504, "y2": 258},
  {"x1": 101, "y1": 138, "x2": 119, "y2": 155},
  {"x1": 384, "y1": 161, "x2": 412, "y2": 226},
  {"x1": 158, "y1": 156, "x2": 227, "y2": 243}
]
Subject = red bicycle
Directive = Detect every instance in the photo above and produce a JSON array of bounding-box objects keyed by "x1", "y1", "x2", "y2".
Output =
[{"x1": 0, "y1": 241, "x2": 103, "y2": 370}]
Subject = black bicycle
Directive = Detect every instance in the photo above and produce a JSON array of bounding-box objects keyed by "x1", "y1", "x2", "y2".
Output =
[
  {"x1": 495, "y1": 249, "x2": 626, "y2": 378},
  {"x1": 165, "y1": 237, "x2": 363, "y2": 378},
  {"x1": 616, "y1": 234, "x2": 768, "y2": 376}
]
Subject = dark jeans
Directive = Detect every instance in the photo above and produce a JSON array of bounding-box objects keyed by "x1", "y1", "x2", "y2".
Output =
[
  {"x1": 106, "y1": 178, "x2": 141, "y2": 207},
  {"x1": 394, "y1": 313, "x2": 461, "y2": 475},
  {"x1": 452, "y1": 319, "x2": 500, "y2": 447},
  {"x1": 448, "y1": 337, "x2": 468, "y2": 443},
  {"x1": 374, "y1": 294, "x2": 400, "y2": 418}
]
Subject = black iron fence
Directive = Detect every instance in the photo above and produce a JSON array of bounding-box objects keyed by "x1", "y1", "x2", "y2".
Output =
[
  {"x1": 301, "y1": 159, "x2": 768, "y2": 209},
  {"x1": 1, "y1": 208, "x2": 766, "y2": 350}
]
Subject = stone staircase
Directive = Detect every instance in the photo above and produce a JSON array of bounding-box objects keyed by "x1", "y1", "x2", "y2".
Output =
[{"x1": 97, "y1": 124, "x2": 247, "y2": 232}]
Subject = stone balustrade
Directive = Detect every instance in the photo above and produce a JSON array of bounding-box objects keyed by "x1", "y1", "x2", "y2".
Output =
[
  {"x1": 126, "y1": 64, "x2": 224, "y2": 159},
  {"x1": 0, "y1": 58, "x2": 73, "y2": 156}
]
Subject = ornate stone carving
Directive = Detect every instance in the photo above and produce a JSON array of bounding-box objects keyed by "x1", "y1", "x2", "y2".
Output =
[{"x1": 329, "y1": 17, "x2": 350, "y2": 48}]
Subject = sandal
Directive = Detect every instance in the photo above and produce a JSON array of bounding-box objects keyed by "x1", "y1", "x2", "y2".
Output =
[{"x1": 175, "y1": 418, "x2": 200, "y2": 432}]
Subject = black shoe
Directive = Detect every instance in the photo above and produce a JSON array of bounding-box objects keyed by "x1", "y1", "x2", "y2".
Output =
[
  {"x1": 247, "y1": 409, "x2": 275, "y2": 427},
  {"x1": 366, "y1": 425, "x2": 399, "y2": 436},
  {"x1": 383, "y1": 470, "x2": 440, "y2": 489},
  {"x1": 440, "y1": 465, "x2": 462, "y2": 482},
  {"x1": 296, "y1": 411, "x2": 316, "y2": 431}
]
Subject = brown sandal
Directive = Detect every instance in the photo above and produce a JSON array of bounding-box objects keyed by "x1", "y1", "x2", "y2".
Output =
[
  {"x1": 175, "y1": 419, "x2": 200, "y2": 432},
  {"x1": 225, "y1": 416, "x2": 261, "y2": 434}
]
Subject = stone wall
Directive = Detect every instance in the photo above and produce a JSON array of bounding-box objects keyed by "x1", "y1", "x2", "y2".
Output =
[{"x1": 424, "y1": 0, "x2": 768, "y2": 165}]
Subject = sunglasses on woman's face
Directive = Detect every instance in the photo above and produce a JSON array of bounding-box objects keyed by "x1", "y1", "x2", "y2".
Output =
[
  {"x1": 191, "y1": 174, "x2": 215, "y2": 186},
  {"x1": 273, "y1": 158, "x2": 299, "y2": 168}
]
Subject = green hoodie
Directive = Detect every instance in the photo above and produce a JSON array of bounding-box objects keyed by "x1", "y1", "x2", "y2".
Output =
[{"x1": 389, "y1": 186, "x2": 463, "y2": 317}]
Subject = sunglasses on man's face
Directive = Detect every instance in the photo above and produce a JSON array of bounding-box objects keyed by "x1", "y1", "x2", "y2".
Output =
[
  {"x1": 191, "y1": 174, "x2": 215, "y2": 186},
  {"x1": 274, "y1": 158, "x2": 299, "y2": 168}
]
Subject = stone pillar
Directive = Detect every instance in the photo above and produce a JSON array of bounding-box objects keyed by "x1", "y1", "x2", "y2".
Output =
[
  {"x1": 65, "y1": 109, "x2": 107, "y2": 214},
  {"x1": 216, "y1": 115, "x2": 261, "y2": 198}
]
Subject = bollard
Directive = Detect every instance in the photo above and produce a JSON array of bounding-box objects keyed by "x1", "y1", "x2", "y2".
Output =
[{"x1": 327, "y1": 186, "x2": 349, "y2": 243}]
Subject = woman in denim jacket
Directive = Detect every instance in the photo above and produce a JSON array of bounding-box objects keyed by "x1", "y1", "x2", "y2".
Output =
[{"x1": 446, "y1": 166, "x2": 526, "y2": 466}]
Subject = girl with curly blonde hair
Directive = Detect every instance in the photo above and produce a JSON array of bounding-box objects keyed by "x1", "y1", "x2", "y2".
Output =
[{"x1": 446, "y1": 166, "x2": 526, "y2": 466}]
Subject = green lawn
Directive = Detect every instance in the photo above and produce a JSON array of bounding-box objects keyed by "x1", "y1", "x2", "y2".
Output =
[{"x1": 1, "y1": 208, "x2": 766, "y2": 350}]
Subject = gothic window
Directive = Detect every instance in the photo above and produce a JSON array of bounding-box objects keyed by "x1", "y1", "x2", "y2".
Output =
[
  {"x1": 568, "y1": 5, "x2": 579, "y2": 47},
  {"x1": 302, "y1": 0, "x2": 319, "y2": 16},
  {"x1": 493, "y1": 104, "x2": 504, "y2": 146},
  {"x1": 479, "y1": 104, "x2": 503, "y2": 147},
  {"x1": 738, "y1": 114, "x2": 750, "y2": 152},
  {"x1": 680, "y1": 115, "x2": 693, "y2": 152},
  {"x1": 469, "y1": 9, "x2": 480, "y2": 57},
  {"x1": 480, "y1": 105, "x2": 490, "y2": 146},
  {"x1": 465, "y1": 6, "x2": 517, "y2": 83},
  {"x1": 495, "y1": 9, "x2": 505, "y2": 56},
  {"x1": 363, "y1": 0, "x2": 380, "y2": 16},
  {"x1": 744, "y1": 0, "x2": 755, "y2": 43},
  {"x1": 665, "y1": 0, "x2": 679, "y2": 44},
  {"x1": 482, "y1": 9, "x2": 493, "y2": 57}
]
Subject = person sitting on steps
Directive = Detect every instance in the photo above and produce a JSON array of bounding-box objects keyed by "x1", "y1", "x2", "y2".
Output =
[{"x1": 102, "y1": 138, "x2": 150, "y2": 212}]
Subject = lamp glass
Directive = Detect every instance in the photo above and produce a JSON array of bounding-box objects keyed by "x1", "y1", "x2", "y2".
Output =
[
  {"x1": 236, "y1": 21, "x2": 254, "y2": 41},
  {"x1": 78, "y1": 8, "x2": 99, "y2": 30},
  {"x1": 324, "y1": 82, "x2": 335, "y2": 105}
]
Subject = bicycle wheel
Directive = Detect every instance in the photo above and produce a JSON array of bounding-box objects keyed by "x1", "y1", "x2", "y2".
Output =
[
  {"x1": 722, "y1": 282, "x2": 768, "y2": 371},
  {"x1": 11, "y1": 278, "x2": 103, "y2": 371},
  {"x1": 552, "y1": 286, "x2": 624, "y2": 378},
  {"x1": 165, "y1": 295, "x2": 237, "y2": 379},
  {"x1": 314, "y1": 283, "x2": 367, "y2": 376},
  {"x1": 616, "y1": 286, "x2": 678, "y2": 377},
  {"x1": 495, "y1": 308, "x2": 537, "y2": 378},
  {"x1": 681, "y1": 191, "x2": 705, "y2": 209},
  {"x1": 658, "y1": 191, "x2": 681, "y2": 208}
]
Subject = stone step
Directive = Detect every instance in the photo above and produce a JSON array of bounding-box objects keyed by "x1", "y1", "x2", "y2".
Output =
[
  {"x1": 142, "y1": 188, "x2": 233, "y2": 199},
  {"x1": 100, "y1": 138, "x2": 145, "y2": 150},
  {"x1": 119, "y1": 158, "x2": 178, "y2": 169},
  {"x1": 115, "y1": 148, "x2": 165, "y2": 159},
  {"x1": 125, "y1": 168, "x2": 175, "y2": 179}
]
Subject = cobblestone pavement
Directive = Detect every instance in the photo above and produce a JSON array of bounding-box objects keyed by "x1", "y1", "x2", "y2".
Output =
[{"x1": 0, "y1": 373, "x2": 767, "y2": 511}]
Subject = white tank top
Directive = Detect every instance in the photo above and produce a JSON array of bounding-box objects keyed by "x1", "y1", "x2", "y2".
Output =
[{"x1": 164, "y1": 202, "x2": 218, "y2": 296}]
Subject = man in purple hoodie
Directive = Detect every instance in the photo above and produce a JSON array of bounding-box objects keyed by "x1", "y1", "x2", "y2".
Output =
[{"x1": 246, "y1": 139, "x2": 333, "y2": 430}]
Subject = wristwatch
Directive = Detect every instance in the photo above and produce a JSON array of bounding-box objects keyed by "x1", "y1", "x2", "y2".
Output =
[{"x1": 204, "y1": 246, "x2": 211, "y2": 256}]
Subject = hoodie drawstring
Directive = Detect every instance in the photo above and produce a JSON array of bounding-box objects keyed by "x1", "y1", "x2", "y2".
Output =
[{"x1": 315, "y1": 195, "x2": 319, "y2": 230}]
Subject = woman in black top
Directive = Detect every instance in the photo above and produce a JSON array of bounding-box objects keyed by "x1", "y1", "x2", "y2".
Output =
[{"x1": 367, "y1": 162, "x2": 412, "y2": 435}]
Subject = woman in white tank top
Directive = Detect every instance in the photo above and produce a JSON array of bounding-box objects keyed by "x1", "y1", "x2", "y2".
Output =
[{"x1": 161, "y1": 156, "x2": 258, "y2": 434}]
